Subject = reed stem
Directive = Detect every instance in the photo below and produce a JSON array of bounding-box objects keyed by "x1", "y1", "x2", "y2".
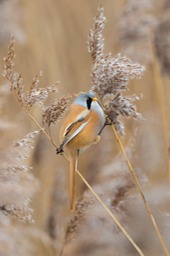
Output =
[
  {"x1": 111, "y1": 125, "x2": 170, "y2": 256},
  {"x1": 77, "y1": 169, "x2": 145, "y2": 256}
]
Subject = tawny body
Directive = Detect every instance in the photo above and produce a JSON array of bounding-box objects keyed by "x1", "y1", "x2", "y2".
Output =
[
  {"x1": 58, "y1": 92, "x2": 105, "y2": 210},
  {"x1": 59, "y1": 104, "x2": 103, "y2": 154}
]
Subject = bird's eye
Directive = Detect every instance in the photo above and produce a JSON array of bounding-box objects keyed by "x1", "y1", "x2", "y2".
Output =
[{"x1": 86, "y1": 97, "x2": 92, "y2": 110}]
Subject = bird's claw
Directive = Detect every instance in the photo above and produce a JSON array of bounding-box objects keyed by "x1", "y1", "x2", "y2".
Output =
[{"x1": 56, "y1": 145, "x2": 64, "y2": 155}]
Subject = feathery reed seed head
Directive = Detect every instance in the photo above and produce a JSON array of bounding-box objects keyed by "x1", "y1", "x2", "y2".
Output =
[
  {"x1": 0, "y1": 131, "x2": 39, "y2": 222},
  {"x1": 88, "y1": 5, "x2": 106, "y2": 63},
  {"x1": 88, "y1": 6, "x2": 144, "y2": 135},
  {"x1": 3, "y1": 38, "x2": 59, "y2": 110},
  {"x1": 42, "y1": 94, "x2": 73, "y2": 127}
]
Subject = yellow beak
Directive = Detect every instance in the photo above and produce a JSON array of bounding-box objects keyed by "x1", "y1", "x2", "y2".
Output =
[{"x1": 92, "y1": 97, "x2": 98, "y2": 101}]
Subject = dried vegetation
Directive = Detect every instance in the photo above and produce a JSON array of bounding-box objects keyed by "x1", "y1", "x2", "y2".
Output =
[{"x1": 0, "y1": 1, "x2": 170, "y2": 256}]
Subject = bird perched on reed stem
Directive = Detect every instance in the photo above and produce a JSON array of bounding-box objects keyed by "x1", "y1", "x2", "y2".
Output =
[{"x1": 56, "y1": 91, "x2": 105, "y2": 210}]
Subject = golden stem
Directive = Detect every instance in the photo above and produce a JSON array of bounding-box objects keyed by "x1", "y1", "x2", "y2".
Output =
[
  {"x1": 111, "y1": 125, "x2": 170, "y2": 256},
  {"x1": 77, "y1": 169, "x2": 145, "y2": 256},
  {"x1": 12, "y1": 90, "x2": 57, "y2": 147},
  {"x1": 24, "y1": 108, "x2": 57, "y2": 148}
]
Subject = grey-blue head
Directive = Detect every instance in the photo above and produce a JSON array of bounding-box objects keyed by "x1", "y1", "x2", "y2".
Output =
[{"x1": 74, "y1": 91, "x2": 97, "y2": 110}]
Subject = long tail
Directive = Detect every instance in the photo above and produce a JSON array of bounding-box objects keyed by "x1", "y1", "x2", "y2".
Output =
[{"x1": 69, "y1": 153, "x2": 78, "y2": 211}]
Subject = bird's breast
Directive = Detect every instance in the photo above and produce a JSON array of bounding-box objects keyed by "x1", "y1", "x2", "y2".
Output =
[{"x1": 59, "y1": 102, "x2": 105, "y2": 152}]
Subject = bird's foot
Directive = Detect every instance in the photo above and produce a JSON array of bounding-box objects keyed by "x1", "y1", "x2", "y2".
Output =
[
  {"x1": 56, "y1": 144, "x2": 64, "y2": 155},
  {"x1": 105, "y1": 117, "x2": 112, "y2": 126}
]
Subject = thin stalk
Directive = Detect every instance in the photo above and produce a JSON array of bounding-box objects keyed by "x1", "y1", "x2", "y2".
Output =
[
  {"x1": 77, "y1": 169, "x2": 145, "y2": 256},
  {"x1": 12, "y1": 90, "x2": 57, "y2": 147},
  {"x1": 111, "y1": 125, "x2": 170, "y2": 256},
  {"x1": 24, "y1": 108, "x2": 57, "y2": 148}
]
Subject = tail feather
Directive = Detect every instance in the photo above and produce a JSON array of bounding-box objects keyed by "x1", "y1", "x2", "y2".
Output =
[{"x1": 69, "y1": 153, "x2": 78, "y2": 211}]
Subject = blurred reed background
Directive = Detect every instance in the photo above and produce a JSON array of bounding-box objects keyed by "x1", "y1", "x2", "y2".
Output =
[{"x1": 0, "y1": 0, "x2": 170, "y2": 255}]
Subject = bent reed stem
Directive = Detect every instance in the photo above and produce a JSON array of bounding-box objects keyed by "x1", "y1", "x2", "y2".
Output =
[
  {"x1": 77, "y1": 169, "x2": 145, "y2": 256},
  {"x1": 111, "y1": 125, "x2": 170, "y2": 256}
]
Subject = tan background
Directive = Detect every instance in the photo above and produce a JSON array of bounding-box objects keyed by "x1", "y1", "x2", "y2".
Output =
[{"x1": 0, "y1": 0, "x2": 170, "y2": 255}]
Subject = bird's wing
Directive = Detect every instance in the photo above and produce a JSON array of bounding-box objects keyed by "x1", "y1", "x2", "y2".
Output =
[
  {"x1": 63, "y1": 108, "x2": 90, "y2": 137},
  {"x1": 56, "y1": 109, "x2": 90, "y2": 154},
  {"x1": 63, "y1": 120, "x2": 89, "y2": 145}
]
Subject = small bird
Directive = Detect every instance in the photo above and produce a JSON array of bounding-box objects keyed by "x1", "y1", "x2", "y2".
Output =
[{"x1": 56, "y1": 91, "x2": 105, "y2": 210}]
